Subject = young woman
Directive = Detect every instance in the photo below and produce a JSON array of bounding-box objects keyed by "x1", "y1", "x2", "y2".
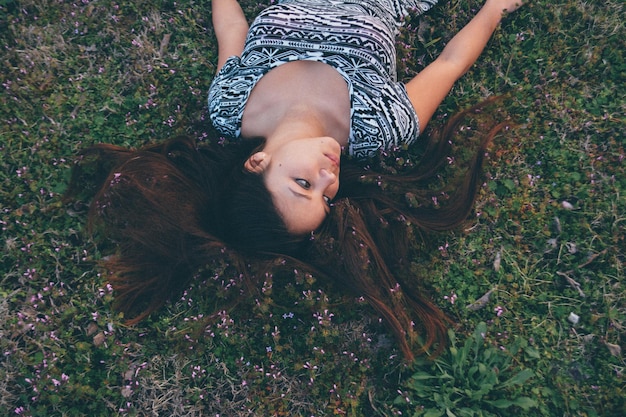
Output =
[
  {"x1": 210, "y1": 0, "x2": 523, "y2": 234},
  {"x1": 67, "y1": 0, "x2": 524, "y2": 360}
]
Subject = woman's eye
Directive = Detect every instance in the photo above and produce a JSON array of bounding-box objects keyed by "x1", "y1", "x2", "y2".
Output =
[{"x1": 295, "y1": 179, "x2": 311, "y2": 189}]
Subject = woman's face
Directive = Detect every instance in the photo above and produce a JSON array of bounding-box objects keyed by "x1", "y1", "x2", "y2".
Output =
[{"x1": 249, "y1": 136, "x2": 341, "y2": 235}]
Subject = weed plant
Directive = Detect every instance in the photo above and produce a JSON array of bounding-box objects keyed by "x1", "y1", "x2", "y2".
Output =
[
  {"x1": 1, "y1": 0, "x2": 624, "y2": 416},
  {"x1": 394, "y1": 322, "x2": 537, "y2": 416}
]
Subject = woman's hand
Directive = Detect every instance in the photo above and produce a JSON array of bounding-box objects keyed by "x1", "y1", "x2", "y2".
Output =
[{"x1": 486, "y1": 0, "x2": 526, "y2": 14}]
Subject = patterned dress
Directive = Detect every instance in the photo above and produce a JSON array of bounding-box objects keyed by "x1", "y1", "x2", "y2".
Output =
[{"x1": 208, "y1": 0, "x2": 438, "y2": 159}]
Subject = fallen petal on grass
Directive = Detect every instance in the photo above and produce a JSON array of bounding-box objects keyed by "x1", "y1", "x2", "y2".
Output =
[
  {"x1": 605, "y1": 342, "x2": 621, "y2": 358},
  {"x1": 466, "y1": 287, "x2": 497, "y2": 311}
]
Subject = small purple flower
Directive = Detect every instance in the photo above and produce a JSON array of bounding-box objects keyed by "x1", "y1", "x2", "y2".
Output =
[{"x1": 444, "y1": 291, "x2": 457, "y2": 305}]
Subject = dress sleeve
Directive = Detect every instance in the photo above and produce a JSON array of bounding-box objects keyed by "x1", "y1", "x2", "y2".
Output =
[
  {"x1": 349, "y1": 80, "x2": 421, "y2": 159},
  {"x1": 208, "y1": 56, "x2": 246, "y2": 137},
  {"x1": 394, "y1": 81, "x2": 421, "y2": 140}
]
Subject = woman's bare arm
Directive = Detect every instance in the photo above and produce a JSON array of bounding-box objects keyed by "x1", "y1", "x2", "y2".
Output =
[
  {"x1": 405, "y1": 0, "x2": 524, "y2": 130},
  {"x1": 213, "y1": 0, "x2": 249, "y2": 71}
]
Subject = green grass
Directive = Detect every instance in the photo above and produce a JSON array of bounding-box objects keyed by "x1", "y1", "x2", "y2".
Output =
[{"x1": 1, "y1": 0, "x2": 624, "y2": 415}]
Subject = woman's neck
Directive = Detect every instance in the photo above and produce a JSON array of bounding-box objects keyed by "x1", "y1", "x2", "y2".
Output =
[{"x1": 262, "y1": 105, "x2": 347, "y2": 152}]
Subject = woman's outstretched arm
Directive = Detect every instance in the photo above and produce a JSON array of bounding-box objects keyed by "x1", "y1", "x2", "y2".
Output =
[
  {"x1": 213, "y1": 0, "x2": 249, "y2": 72},
  {"x1": 405, "y1": 0, "x2": 525, "y2": 130}
]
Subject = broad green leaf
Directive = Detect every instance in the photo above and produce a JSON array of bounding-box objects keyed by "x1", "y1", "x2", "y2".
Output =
[
  {"x1": 486, "y1": 398, "x2": 514, "y2": 409},
  {"x1": 503, "y1": 178, "x2": 516, "y2": 191},
  {"x1": 512, "y1": 396, "x2": 538, "y2": 410},
  {"x1": 500, "y1": 368, "x2": 534, "y2": 388},
  {"x1": 423, "y1": 408, "x2": 444, "y2": 417},
  {"x1": 477, "y1": 362, "x2": 487, "y2": 375},
  {"x1": 410, "y1": 372, "x2": 438, "y2": 381},
  {"x1": 477, "y1": 383, "x2": 494, "y2": 396},
  {"x1": 524, "y1": 346, "x2": 541, "y2": 359},
  {"x1": 472, "y1": 322, "x2": 487, "y2": 353},
  {"x1": 457, "y1": 408, "x2": 476, "y2": 417},
  {"x1": 447, "y1": 328, "x2": 457, "y2": 346}
]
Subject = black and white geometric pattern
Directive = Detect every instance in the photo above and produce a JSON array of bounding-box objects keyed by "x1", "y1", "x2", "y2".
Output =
[{"x1": 208, "y1": 0, "x2": 438, "y2": 159}]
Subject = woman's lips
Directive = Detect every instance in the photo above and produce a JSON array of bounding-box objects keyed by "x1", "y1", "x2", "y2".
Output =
[{"x1": 325, "y1": 153, "x2": 340, "y2": 166}]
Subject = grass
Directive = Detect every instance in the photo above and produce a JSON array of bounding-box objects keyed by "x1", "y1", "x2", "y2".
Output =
[{"x1": 0, "y1": 0, "x2": 624, "y2": 415}]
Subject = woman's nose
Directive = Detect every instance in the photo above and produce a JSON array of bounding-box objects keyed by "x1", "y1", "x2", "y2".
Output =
[{"x1": 319, "y1": 168, "x2": 337, "y2": 185}]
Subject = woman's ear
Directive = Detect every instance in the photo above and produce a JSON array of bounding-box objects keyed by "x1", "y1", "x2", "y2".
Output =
[{"x1": 243, "y1": 152, "x2": 270, "y2": 174}]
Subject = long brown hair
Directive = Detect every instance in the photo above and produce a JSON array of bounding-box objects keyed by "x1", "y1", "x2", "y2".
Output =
[
  {"x1": 308, "y1": 99, "x2": 511, "y2": 359},
  {"x1": 65, "y1": 98, "x2": 510, "y2": 361}
]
